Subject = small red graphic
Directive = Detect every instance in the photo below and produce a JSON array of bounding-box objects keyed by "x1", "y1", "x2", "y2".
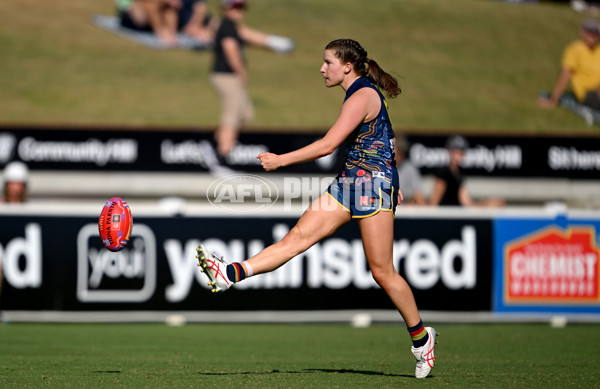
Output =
[
  {"x1": 355, "y1": 170, "x2": 371, "y2": 185},
  {"x1": 361, "y1": 196, "x2": 369, "y2": 206},
  {"x1": 504, "y1": 226, "x2": 600, "y2": 305}
]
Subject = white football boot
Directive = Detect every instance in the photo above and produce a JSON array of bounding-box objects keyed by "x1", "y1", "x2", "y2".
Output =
[
  {"x1": 196, "y1": 244, "x2": 232, "y2": 293},
  {"x1": 411, "y1": 327, "x2": 438, "y2": 379}
]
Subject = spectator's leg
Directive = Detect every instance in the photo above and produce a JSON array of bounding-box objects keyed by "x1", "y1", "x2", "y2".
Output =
[
  {"x1": 211, "y1": 73, "x2": 246, "y2": 157},
  {"x1": 181, "y1": 0, "x2": 214, "y2": 41},
  {"x1": 137, "y1": 0, "x2": 177, "y2": 46},
  {"x1": 558, "y1": 92, "x2": 594, "y2": 126}
]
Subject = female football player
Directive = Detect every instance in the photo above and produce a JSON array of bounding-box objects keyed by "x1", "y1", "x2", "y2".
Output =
[{"x1": 197, "y1": 39, "x2": 438, "y2": 379}]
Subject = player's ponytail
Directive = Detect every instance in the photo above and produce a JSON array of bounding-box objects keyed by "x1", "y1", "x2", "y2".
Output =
[{"x1": 325, "y1": 39, "x2": 402, "y2": 98}]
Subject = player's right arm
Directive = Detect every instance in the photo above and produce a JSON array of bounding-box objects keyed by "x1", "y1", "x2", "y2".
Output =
[{"x1": 258, "y1": 88, "x2": 377, "y2": 171}]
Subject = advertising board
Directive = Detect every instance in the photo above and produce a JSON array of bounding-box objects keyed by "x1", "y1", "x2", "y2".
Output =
[
  {"x1": 0, "y1": 213, "x2": 493, "y2": 312},
  {"x1": 493, "y1": 214, "x2": 600, "y2": 314},
  {"x1": 1, "y1": 125, "x2": 599, "y2": 178}
]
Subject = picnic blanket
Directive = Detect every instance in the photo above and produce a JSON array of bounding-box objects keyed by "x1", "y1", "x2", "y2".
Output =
[{"x1": 91, "y1": 14, "x2": 213, "y2": 51}]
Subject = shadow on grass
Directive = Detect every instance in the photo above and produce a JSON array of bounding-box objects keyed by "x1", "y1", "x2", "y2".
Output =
[{"x1": 198, "y1": 368, "x2": 415, "y2": 378}]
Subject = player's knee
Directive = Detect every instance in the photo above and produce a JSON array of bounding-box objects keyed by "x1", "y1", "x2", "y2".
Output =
[
  {"x1": 370, "y1": 264, "x2": 395, "y2": 289},
  {"x1": 281, "y1": 226, "x2": 310, "y2": 256}
]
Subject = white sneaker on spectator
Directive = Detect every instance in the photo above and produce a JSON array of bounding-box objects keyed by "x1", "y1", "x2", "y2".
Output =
[
  {"x1": 196, "y1": 244, "x2": 232, "y2": 293},
  {"x1": 411, "y1": 327, "x2": 438, "y2": 379}
]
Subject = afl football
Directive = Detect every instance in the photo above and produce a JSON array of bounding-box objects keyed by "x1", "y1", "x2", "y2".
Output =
[{"x1": 98, "y1": 197, "x2": 133, "y2": 252}]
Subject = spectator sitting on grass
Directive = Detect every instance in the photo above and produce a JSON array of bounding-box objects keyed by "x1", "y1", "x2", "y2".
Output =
[
  {"x1": 538, "y1": 18, "x2": 600, "y2": 124},
  {"x1": 115, "y1": 0, "x2": 213, "y2": 46}
]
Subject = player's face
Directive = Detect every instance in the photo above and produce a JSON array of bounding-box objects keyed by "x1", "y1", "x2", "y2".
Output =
[{"x1": 320, "y1": 49, "x2": 347, "y2": 88}]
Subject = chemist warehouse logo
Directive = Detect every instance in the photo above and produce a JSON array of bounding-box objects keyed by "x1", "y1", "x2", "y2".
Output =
[{"x1": 504, "y1": 226, "x2": 600, "y2": 305}]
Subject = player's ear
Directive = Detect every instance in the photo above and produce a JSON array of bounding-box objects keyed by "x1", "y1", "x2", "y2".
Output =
[{"x1": 344, "y1": 62, "x2": 353, "y2": 75}]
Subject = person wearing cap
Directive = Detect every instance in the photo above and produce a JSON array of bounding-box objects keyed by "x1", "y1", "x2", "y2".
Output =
[
  {"x1": 395, "y1": 134, "x2": 425, "y2": 205},
  {"x1": 211, "y1": 0, "x2": 295, "y2": 158},
  {"x1": 429, "y1": 136, "x2": 504, "y2": 207},
  {"x1": 538, "y1": 18, "x2": 600, "y2": 112},
  {"x1": 2, "y1": 161, "x2": 28, "y2": 204}
]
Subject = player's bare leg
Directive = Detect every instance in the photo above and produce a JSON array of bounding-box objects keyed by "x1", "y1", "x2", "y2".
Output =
[
  {"x1": 357, "y1": 211, "x2": 438, "y2": 378},
  {"x1": 243, "y1": 193, "x2": 351, "y2": 274},
  {"x1": 357, "y1": 211, "x2": 421, "y2": 325},
  {"x1": 197, "y1": 193, "x2": 350, "y2": 292}
]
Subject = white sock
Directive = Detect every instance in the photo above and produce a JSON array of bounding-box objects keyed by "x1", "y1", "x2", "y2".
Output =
[{"x1": 244, "y1": 261, "x2": 254, "y2": 277}]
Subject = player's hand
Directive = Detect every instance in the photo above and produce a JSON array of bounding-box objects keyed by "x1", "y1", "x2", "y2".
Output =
[
  {"x1": 397, "y1": 187, "x2": 404, "y2": 205},
  {"x1": 257, "y1": 152, "x2": 281, "y2": 171}
]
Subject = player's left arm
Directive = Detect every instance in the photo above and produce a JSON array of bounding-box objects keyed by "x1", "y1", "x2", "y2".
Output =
[{"x1": 258, "y1": 88, "x2": 378, "y2": 171}]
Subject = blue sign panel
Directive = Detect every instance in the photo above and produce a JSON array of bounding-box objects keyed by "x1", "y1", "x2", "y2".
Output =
[{"x1": 493, "y1": 214, "x2": 600, "y2": 314}]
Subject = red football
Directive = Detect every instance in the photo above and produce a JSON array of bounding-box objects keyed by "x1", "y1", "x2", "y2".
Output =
[{"x1": 98, "y1": 197, "x2": 133, "y2": 252}]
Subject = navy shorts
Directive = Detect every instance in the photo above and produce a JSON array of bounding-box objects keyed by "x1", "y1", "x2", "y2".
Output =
[{"x1": 326, "y1": 170, "x2": 398, "y2": 218}]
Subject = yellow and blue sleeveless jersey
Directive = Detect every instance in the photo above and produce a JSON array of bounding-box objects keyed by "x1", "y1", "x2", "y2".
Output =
[
  {"x1": 343, "y1": 77, "x2": 397, "y2": 185},
  {"x1": 326, "y1": 77, "x2": 399, "y2": 218}
]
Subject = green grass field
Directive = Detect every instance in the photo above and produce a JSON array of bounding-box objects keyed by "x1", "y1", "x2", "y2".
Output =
[
  {"x1": 1, "y1": 0, "x2": 599, "y2": 134},
  {"x1": 1, "y1": 322, "x2": 599, "y2": 388}
]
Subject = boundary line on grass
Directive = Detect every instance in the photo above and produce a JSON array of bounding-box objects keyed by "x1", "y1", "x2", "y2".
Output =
[{"x1": 2, "y1": 310, "x2": 599, "y2": 324}]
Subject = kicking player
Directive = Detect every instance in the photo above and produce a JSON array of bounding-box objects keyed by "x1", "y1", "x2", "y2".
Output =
[{"x1": 197, "y1": 38, "x2": 438, "y2": 379}]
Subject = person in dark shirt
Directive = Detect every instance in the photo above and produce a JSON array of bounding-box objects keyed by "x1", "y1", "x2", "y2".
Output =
[
  {"x1": 429, "y1": 135, "x2": 505, "y2": 207},
  {"x1": 210, "y1": 0, "x2": 294, "y2": 158},
  {"x1": 210, "y1": 0, "x2": 251, "y2": 158}
]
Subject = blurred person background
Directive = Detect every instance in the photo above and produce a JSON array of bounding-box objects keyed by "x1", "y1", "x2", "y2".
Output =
[
  {"x1": 0, "y1": 160, "x2": 28, "y2": 319},
  {"x1": 395, "y1": 134, "x2": 426, "y2": 206},
  {"x1": 538, "y1": 18, "x2": 600, "y2": 125},
  {"x1": 115, "y1": 0, "x2": 214, "y2": 46},
  {"x1": 429, "y1": 135, "x2": 505, "y2": 208},
  {"x1": 211, "y1": 0, "x2": 294, "y2": 158},
  {"x1": 2, "y1": 161, "x2": 28, "y2": 204}
]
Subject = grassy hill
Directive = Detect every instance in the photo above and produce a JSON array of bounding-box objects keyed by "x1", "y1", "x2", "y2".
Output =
[{"x1": 0, "y1": 0, "x2": 598, "y2": 134}]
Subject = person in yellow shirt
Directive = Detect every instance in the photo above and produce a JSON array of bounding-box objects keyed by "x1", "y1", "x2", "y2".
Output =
[{"x1": 539, "y1": 18, "x2": 600, "y2": 123}]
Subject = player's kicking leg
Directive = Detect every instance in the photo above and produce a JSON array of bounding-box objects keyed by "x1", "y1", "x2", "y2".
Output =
[{"x1": 196, "y1": 192, "x2": 350, "y2": 293}]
